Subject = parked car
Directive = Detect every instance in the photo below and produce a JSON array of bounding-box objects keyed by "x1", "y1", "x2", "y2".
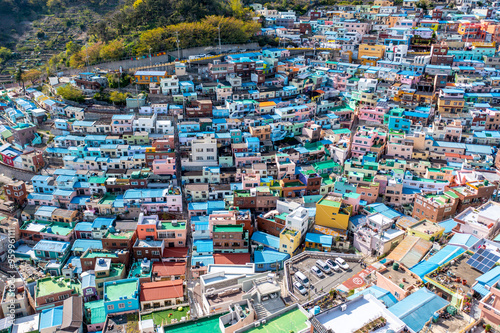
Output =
[
  {"x1": 294, "y1": 282, "x2": 307, "y2": 295},
  {"x1": 311, "y1": 266, "x2": 325, "y2": 278},
  {"x1": 335, "y1": 257, "x2": 350, "y2": 270},
  {"x1": 326, "y1": 259, "x2": 342, "y2": 272},
  {"x1": 316, "y1": 260, "x2": 332, "y2": 275}
]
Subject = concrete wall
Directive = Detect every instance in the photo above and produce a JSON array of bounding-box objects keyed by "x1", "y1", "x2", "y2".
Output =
[{"x1": 63, "y1": 43, "x2": 260, "y2": 75}]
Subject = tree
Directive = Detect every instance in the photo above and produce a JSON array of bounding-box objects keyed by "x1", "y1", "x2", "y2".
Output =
[
  {"x1": 0, "y1": 47, "x2": 12, "y2": 64},
  {"x1": 100, "y1": 40, "x2": 125, "y2": 60},
  {"x1": 65, "y1": 41, "x2": 81, "y2": 55},
  {"x1": 15, "y1": 67, "x2": 24, "y2": 93},
  {"x1": 22, "y1": 69, "x2": 42, "y2": 84},
  {"x1": 57, "y1": 84, "x2": 84, "y2": 103},
  {"x1": 108, "y1": 91, "x2": 129, "y2": 105}
]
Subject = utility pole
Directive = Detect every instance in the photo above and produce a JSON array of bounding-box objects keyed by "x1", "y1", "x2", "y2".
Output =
[
  {"x1": 218, "y1": 22, "x2": 222, "y2": 55},
  {"x1": 176, "y1": 31, "x2": 181, "y2": 60},
  {"x1": 149, "y1": 47, "x2": 152, "y2": 68}
]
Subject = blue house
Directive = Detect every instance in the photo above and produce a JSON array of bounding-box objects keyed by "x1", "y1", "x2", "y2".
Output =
[
  {"x1": 305, "y1": 233, "x2": 333, "y2": 252},
  {"x1": 103, "y1": 278, "x2": 140, "y2": 315},
  {"x1": 472, "y1": 266, "x2": 500, "y2": 298},
  {"x1": 33, "y1": 240, "x2": 71, "y2": 261},
  {"x1": 389, "y1": 288, "x2": 449, "y2": 332},
  {"x1": 251, "y1": 231, "x2": 280, "y2": 251},
  {"x1": 253, "y1": 247, "x2": 290, "y2": 272},
  {"x1": 39, "y1": 305, "x2": 63, "y2": 332}
]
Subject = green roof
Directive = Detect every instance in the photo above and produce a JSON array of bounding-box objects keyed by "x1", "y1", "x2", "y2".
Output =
[
  {"x1": 82, "y1": 251, "x2": 118, "y2": 259},
  {"x1": 445, "y1": 191, "x2": 459, "y2": 199},
  {"x1": 105, "y1": 279, "x2": 138, "y2": 301},
  {"x1": 213, "y1": 224, "x2": 244, "y2": 233},
  {"x1": 36, "y1": 277, "x2": 81, "y2": 298},
  {"x1": 244, "y1": 307, "x2": 308, "y2": 333},
  {"x1": 88, "y1": 177, "x2": 107, "y2": 184},
  {"x1": 318, "y1": 198, "x2": 341, "y2": 208},
  {"x1": 84, "y1": 300, "x2": 106, "y2": 324},
  {"x1": 161, "y1": 221, "x2": 187, "y2": 230}
]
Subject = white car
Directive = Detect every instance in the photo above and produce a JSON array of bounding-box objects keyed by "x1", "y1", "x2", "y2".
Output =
[
  {"x1": 294, "y1": 282, "x2": 307, "y2": 295},
  {"x1": 311, "y1": 266, "x2": 325, "y2": 278},
  {"x1": 326, "y1": 259, "x2": 342, "y2": 272},
  {"x1": 335, "y1": 257, "x2": 350, "y2": 270}
]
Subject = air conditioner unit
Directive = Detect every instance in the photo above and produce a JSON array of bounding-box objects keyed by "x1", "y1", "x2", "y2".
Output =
[
  {"x1": 341, "y1": 304, "x2": 347, "y2": 312},
  {"x1": 255, "y1": 322, "x2": 260, "y2": 327}
]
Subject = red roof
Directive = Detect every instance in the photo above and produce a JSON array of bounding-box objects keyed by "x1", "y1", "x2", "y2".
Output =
[
  {"x1": 341, "y1": 265, "x2": 376, "y2": 291},
  {"x1": 213, "y1": 253, "x2": 251, "y2": 265},
  {"x1": 140, "y1": 280, "x2": 184, "y2": 302},
  {"x1": 162, "y1": 247, "x2": 189, "y2": 258},
  {"x1": 152, "y1": 262, "x2": 186, "y2": 277}
]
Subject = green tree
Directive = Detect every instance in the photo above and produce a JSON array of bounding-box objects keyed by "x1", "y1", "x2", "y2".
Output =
[
  {"x1": 57, "y1": 84, "x2": 84, "y2": 103},
  {"x1": 66, "y1": 41, "x2": 81, "y2": 55},
  {"x1": 109, "y1": 91, "x2": 129, "y2": 105},
  {"x1": 15, "y1": 67, "x2": 24, "y2": 93},
  {"x1": 0, "y1": 47, "x2": 12, "y2": 64},
  {"x1": 100, "y1": 40, "x2": 125, "y2": 60}
]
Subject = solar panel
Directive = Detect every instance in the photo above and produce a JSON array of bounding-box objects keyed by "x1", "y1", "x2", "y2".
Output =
[{"x1": 467, "y1": 248, "x2": 500, "y2": 273}]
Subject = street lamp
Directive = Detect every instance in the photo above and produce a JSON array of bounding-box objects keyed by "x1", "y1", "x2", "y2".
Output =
[
  {"x1": 149, "y1": 47, "x2": 152, "y2": 68},
  {"x1": 218, "y1": 22, "x2": 222, "y2": 55}
]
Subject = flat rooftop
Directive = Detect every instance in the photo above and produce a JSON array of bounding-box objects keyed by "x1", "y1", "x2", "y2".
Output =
[
  {"x1": 105, "y1": 280, "x2": 138, "y2": 301},
  {"x1": 244, "y1": 306, "x2": 309, "y2": 333},
  {"x1": 36, "y1": 277, "x2": 80, "y2": 298},
  {"x1": 427, "y1": 254, "x2": 482, "y2": 294},
  {"x1": 378, "y1": 264, "x2": 421, "y2": 291},
  {"x1": 410, "y1": 220, "x2": 444, "y2": 235},
  {"x1": 316, "y1": 295, "x2": 406, "y2": 333}
]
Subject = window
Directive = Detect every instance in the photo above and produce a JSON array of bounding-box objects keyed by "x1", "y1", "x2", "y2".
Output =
[
  {"x1": 118, "y1": 303, "x2": 125, "y2": 309},
  {"x1": 107, "y1": 305, "x2": 114, "y2": 310},
  {"x1": 136, "y1": 251, "x2": 142, "y2": 255}
]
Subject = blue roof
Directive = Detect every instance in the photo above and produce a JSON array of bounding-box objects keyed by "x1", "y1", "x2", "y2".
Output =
[
  {"x1": 448, "y1": 233, "x2": 479, "y2": 249},
  {"x1": 348, "y1": 285, "x2": 398, "y2": 308},
  {"x1": 92, "y1": 217, "x2": 115, "y2": 229},
  {"x1": 193, "y1": 239, "x2": 214, "y2": 253},
  {"x1": 251, "y1": 231, "x2": 280, "y2": 250},
  {"x1": 70, "y1": 195, "x2": 91, "y2": 205},
  {"x1": 33, "y1": 240, "x2": 70, "y2": 253},
  {"x1": 74, "y1": 222, "x2": 92, "y2": 232},
  {"x1": 253, "y1": 247, "x2": 290, "y2": 265},
  {"x1": 427, "y1": 245, "x2": 465, "y2": 266},
  {"x1": 39, "y1": 306, "x2": 64, "y2": 329},
  {"x1": 473, "y1": 266, "x2": 500, "y2": 297},
  {"x1": 411, "y1": 245, "x2": 466, "y2": 280},
  {"x1": 82, "y1": 273, "x2": 96, "y2": 290},
  {"x1": 438, "y1": 219, "x2": 457, "y2": 234},
  {"x1": 72, "y1": 239, "x2": 103, "y2": 253},
  {"x1": 389, "y1": 288, "x2": 449, "y2": 333},
  {"x1": 191, "y1": 255, "x2": 214, "y2": 267},
  {"x1": 305, "y1": 233, "x2": 333, "y2": 247}
]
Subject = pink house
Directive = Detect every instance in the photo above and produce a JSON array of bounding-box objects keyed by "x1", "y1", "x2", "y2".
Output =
[
  {"x1": 344, "y1": 21, "x2": 370, "y2": 35},
  {"x1": 209, "y1": 211, "x2": 237, "y2": 238},
  {"x1": 152, "y1": 158, "x2": 176, "y2": 176},
  {"x1": 331, "y1": 73, "x2": 351, "y2": 91},
  {"x1": 276, "y1": 153, "x2": 296, "y2": 179},
  {"x1": 396, "y1": 71, "x2": 422, "y2": 86},
  {"x1": 358, "y1": 104, "x2": 388, "y2": 124},
  {"x1": 234, "y1": 152, "x2": 262, "y2": 167},
  {"x1": 356, "y1": 183, "x2": 379, "y2": 204},
  {"x1": 351, "y1": 127, "x2": 387, "y2": 158},
  {"x1": 242, "y1": 173, "x2": 261, "y2": 189},
  {"x1": 478, "y1": 280, "x2": 500, "y2": 326},
  {"x1": 386, "y1": 134, "x2": 413, "y2": 160},
  {"x1": 111, "y1": 115, "x2": 134, "y2": 134}
]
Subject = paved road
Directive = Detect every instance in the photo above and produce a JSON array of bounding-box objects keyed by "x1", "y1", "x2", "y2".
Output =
[{"x1": 0, "y1": 164, "x2": 34, "y2": 183}]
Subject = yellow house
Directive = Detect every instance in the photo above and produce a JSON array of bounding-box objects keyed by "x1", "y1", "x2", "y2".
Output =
[
  {"x1": 279, "y1": 227, "x2": 301, "y2": 256},
  {"x1": 407, "y1": 219, "x2": 445, "y2": 241},
  {"x1": 315, "y1": 195, "x2": 352, "y2": 230},
  {"x1": 357, "y1": 44, "x2": 385, "y2": 63}
]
